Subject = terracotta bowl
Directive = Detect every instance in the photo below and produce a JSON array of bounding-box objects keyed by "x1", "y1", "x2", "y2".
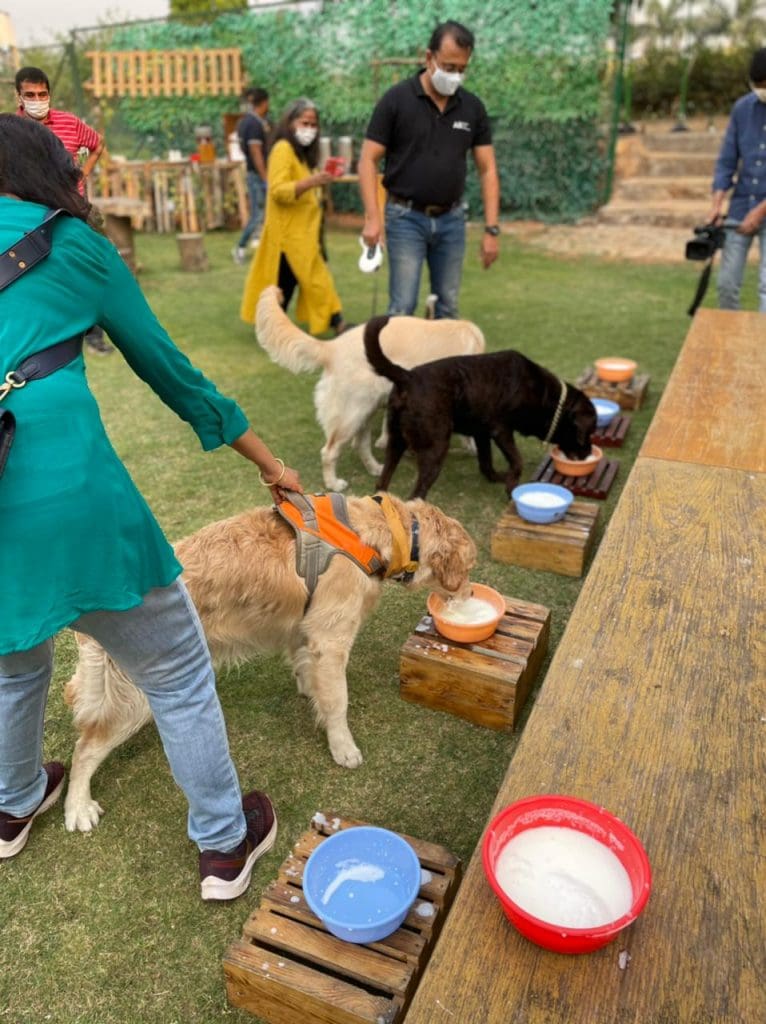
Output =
[
  {"x1": 594, "y1": 357, "x2": 637, "y2": 383},
  {"x1": 550, "y1": 444, "x2": 603, "y2": 478},
  {"x1": 427, "y1": 583, "x2": 505, "y2": 644}
]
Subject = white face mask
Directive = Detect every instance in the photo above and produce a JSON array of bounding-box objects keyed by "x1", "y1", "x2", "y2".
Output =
[
  {"x1": 294, "y1": 126, "x2": 317, "y2": 147},
  {"x1": 430, "y1": 62, "x2": 464, "y2": 97},
  {"x1": 752, "y1": 84, "x2": 766, "y2": 103},
  {"x1": 22, "y1": 98, "x2": 50, "y2": 120}
]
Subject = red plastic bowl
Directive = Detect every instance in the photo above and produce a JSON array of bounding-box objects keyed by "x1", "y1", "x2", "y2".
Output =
[{"x1": 482, "y1": 795, "x2": 651, "y2": 954}]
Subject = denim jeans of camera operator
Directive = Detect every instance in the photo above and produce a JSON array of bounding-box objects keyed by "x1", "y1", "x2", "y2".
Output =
[
  {"x1": 718, "y1": 222, "x2": 766, "y2": 312},
  {"x1": 384, "y1": 202, "x2": 466, "y2": 319}
]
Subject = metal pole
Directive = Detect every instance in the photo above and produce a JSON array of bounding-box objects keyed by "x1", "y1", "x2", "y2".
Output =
[
  {"x1": 603, "y1": 0, "x2": 632, "y2": 204},
  {"x1": 66, "y1": 31, "x2": 87, "y2": 118}
]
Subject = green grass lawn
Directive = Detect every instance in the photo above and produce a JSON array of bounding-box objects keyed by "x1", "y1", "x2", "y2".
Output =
[{"x1": 0, "y1": 227, "x2": 709, "y2": 1023}]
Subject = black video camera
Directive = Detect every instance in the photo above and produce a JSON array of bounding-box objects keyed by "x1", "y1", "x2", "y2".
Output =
[{"x1": 686, "y1": 222, "x2": 726, "y2": 261}]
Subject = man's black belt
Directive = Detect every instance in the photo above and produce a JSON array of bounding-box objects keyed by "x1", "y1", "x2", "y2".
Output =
[{"x1": 388, "y1": 194, "x2": 461, "y2": 218}]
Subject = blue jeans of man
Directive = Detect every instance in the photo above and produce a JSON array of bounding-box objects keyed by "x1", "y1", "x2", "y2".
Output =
[
  {"x1": 0, "y1": 579, "x2": 246, "y2": 852},
  {"x1": 238, "y1": 171, "x2": 267, "y2": 248},
  {"x1": 384, "y1": 202, "x2": 466, "y2": 319},
  {"x1": 717, "y1": 222, "x2": 766, "y2": 311}
]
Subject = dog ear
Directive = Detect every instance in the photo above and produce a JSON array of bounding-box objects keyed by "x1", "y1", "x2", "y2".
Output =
[{"x1": 415, "y1": 501, "x2": 476, "y2": 593}]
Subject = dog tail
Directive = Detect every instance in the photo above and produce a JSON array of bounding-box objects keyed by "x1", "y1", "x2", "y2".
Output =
[
  {"x1": 255, "y1": 285, "x2": 333, "y2": 373},
  {"x1": 363, "y1": 316, "x2": 410, "y2": 387}
]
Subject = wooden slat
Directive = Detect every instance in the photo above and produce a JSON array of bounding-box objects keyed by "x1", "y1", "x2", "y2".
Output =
[
  {"x1": 225, "y1": 814, "x2": 461, "y2": 1024},
  {"x1": 641, "y1": 308, "x2": 766, "y2": 472},
  {"x1": 406, "y1": 457, "x2": 766, "y2": 1024},
  {"x1": 533, "y1": 456, "x2": 619, "y2": 498},
  {"x1": 592, "y1": 413, "x2": 631, "y2": 447}
]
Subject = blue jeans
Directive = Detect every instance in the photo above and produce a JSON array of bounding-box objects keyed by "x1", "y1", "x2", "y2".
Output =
[
  {"x1": 717, "y1": 222, "x2": 766, "y2": 312},
  {"x1": 0, "y1": 580, "x2": 245, "y2": 852},
  {"x1": 238, "y1": 171, "x2": 266, "y2": 247},
  {"x1": 385, "y1": 202, "x2": 466, "y2": 318}
]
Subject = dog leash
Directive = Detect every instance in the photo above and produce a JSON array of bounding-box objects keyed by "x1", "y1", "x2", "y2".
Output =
[{"x1": 542, "y1": 378, "x2": 568, "y2": 447}]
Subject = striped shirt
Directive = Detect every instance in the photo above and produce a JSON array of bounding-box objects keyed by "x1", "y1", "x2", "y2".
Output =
[{"x1": 17, "y1": 107, "x2": 101, "y2": 158}]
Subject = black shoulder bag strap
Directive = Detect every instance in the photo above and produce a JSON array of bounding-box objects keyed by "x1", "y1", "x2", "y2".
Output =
[
  {"x1": 0, "y1": 208, "x2": 83, "y2": 477},
  {"x1": 0, "y1": 207, "x2": 67, "y2": 292}
]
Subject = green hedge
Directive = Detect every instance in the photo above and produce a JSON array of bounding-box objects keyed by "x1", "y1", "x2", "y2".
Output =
[
  {"x1": 105, "y1": 0, "x2": 614, "y2": 220},
  {"x1": 629, "y1": 45, "x2": 754, "y2": 118}
]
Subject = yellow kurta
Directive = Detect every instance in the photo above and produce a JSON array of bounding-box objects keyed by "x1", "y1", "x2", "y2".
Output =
[{"x1": 240, "y1": 139, "x2": 342, "y2": 334}]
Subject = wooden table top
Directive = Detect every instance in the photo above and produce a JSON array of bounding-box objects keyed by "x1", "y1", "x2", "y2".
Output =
[
  {"x1": 405, "y1": 456, "x2": 765, "y2": 1024},
  {"x1": 641, "y1": 308, "x2": 766, "y2": 473}
]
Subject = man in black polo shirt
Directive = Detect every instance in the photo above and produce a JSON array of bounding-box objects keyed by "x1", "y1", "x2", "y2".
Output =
[
  {"x1": 232, "y1": 86, "x2": 270, "y2": 264},
  {"x1": 358, "y1": 19, "x2": 500, "y2": 319}
]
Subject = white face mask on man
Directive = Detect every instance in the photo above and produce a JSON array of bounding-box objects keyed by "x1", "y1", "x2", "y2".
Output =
[
  {"x1": 430, "y1": 61, "x2": 464, "y2": 97},
  {"x1": 294, "y1": 126, "x2": 318, "y2": 147},
  {"x1": 21, "y1": 98, "x2": 50, "y2": 120},
  {"x1": 752, "y1": 83, "x2": 766, "y2": 103}
]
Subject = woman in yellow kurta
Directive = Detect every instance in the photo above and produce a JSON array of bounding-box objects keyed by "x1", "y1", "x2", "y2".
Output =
[{"x1": 240, "y1": 98, "x2": 345, "y2": 335}]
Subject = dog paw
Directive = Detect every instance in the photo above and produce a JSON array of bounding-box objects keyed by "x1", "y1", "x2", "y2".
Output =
[
  {"x1": 327, "y1": 477, "x2": 348, "y2": 492},
  {"x1": 64, "y1": 797, "x2": 104, "y2": 833},
  {"x1": 366, "y1": 459, "x2": 384, "y2": 476},
  {"x1": 331, "y1": 743, "x2": 364, "y2": 769}
]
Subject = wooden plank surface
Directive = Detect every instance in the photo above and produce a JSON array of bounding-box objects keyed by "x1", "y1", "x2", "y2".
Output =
[
  {"x1": 641, "y1": 308, "x2": 766, "y2": 472},
  {"x1": 405, "y1": 458, "x2": 765, "y2": 1024}
]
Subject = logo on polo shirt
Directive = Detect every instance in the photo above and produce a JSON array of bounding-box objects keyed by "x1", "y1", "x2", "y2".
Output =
[{"x1": 452, "y1": 120, "x2": 471, "y2": 132}]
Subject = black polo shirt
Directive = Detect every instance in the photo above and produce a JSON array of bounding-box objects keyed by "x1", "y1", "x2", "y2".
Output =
[{"x1": 365, "y1": 71, "x2": 492, "y2": 208}]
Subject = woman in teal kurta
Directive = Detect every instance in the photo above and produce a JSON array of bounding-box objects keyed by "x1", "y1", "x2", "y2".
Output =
[{"x1": 0, "y1": 115, "x2": 299, "y2": 898}]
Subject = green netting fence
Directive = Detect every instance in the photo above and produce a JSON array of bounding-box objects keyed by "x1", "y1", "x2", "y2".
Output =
[{"x1": 1, "y1": 0, "x2": 624, "y2": 222}]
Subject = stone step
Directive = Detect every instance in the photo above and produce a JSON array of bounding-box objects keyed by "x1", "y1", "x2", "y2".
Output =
[
  {"x1": 598, "y1": 198, "x2": 704, "y2": 228},
  {"x1": 641, "y1": 130, "x2": 723, "y2": 155},
  {"x1": 613, "y1": 176, "x2": 711, "y2": 202},
  {"x1": 645, "y1": 153, "x2": 717, "y2": 176}
]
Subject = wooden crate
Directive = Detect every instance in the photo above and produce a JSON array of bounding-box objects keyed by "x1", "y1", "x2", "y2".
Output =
[
  {"x1": 491, "y1": 500, "x2": 600, "y2": 578},
  {"x1": 399, "y1": 596, "x2": 550, "y2": 730},
  {"x1": 223, "y1": 812, "x2": 461, "y2": 1024},
  {"x1": 576, "y1": 367, "x2": 650, "y2": 410},
  {"x1": 532, "y1": 455, "x2": 619, "y2": 499},
  {"x1": 592, "y1": 413, "x2": 631, "y2": 448}
]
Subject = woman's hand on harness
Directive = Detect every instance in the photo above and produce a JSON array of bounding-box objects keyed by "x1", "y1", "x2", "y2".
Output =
[
  {"x1": 267, "y1": 465, "x2": 303, "y2": 503},
  {"x1": 229, "y1": 428, "x2": 304, "y2": 500}
]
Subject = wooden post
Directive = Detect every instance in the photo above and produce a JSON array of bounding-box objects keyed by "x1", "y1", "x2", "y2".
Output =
[{"x1": 176, "y1": 233, "x2": 209, "y2": 272}]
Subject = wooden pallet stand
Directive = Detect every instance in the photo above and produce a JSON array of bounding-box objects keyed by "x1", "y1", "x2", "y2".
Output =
[
  {"x1": 592, "y1": 413, "x2": 631, "y2": 448},
  {"x1": 532, "y1": 454, "x2": 619, "y2": 499},
  {"x1": 577, "y1": 367, "x2": 650, "y2": 410},
  {"x1": 399, "y1": 595, "x2": 550, "y2": 731},
  {"x1": 223, "y1": 811, "x2": 462, "y2": 1024},
  {"x1": 491, "y1": 500, "x2": 600, "y2": 578}
]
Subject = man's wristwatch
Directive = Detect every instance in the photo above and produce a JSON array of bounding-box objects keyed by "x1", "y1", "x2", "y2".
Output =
[{"x1": 484, "y1": 225, "x2": 500, "y2": 237}]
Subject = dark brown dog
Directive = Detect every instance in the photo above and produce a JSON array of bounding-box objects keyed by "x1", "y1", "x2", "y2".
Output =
[{"x1": 364, "y1": 316, "x2": 596, "y2": 499}]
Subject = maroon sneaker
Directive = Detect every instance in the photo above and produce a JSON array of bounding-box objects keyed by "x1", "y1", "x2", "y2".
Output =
[
  {"x1": 199, "y1": 790, "x2": 277, "y2": 901},
  {"x1": 0, "y1": 762, "x2": 66, "y2": 859}
]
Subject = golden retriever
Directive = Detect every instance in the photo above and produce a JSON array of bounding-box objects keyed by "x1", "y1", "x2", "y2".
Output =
[
  {"x1": 63, "y1": 493, "x2": 476, "y2": 833},
  {"x1": 255, "y1": 286, "x2": 485, "y2": 492}
]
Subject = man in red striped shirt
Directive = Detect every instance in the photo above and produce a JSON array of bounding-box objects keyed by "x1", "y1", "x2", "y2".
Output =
[
  {"x1": 15, "y1": 66, "x2": 105, "y2": 186},
  {"x1": 15, "y1": 66, "x2": 113, "y2": 354}
]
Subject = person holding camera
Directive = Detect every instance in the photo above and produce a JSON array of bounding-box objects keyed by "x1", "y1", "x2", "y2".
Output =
[{"x1": 709, "y1": 47, "x2": 766, "y2": 311}]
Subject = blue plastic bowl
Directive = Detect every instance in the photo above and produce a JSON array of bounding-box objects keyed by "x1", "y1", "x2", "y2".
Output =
[
  {"x1": 303, "y1": 826, "x2": 421, "y2": 944},
  {"x1": 592, "y1": 398, "x2": 620, "y2": 430},
  {"x1": 511, "y1": 483, "x2": 574, "y2": 525}
]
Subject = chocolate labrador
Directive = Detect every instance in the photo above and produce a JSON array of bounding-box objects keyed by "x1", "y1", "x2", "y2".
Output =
[{"x1": 364, "y1": 316, "x2": 596, "y2": 499}]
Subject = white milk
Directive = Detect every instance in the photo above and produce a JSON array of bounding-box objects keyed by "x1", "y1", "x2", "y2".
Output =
[
  {"x1": 321, "y1": 861, "x2": 384, "y2": 905},
  {"x1": 494, "y1": 826, "x2": 633, "y2": 929},
  {"x1": 440, "y1": 596, "x2": 498, "y2": 625},
  {"x1": 518, "y1": 491, "x2": 567, "y2": 508}
]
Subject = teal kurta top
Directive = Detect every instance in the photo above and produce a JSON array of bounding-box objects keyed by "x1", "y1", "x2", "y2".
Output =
[{"x1": 0, "y1": 198, "x2": 249, "y2": 654}]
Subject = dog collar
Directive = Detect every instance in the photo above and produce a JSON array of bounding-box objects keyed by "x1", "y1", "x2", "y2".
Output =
[
  {"x1": 542, "y1": 378, "x2": 568, "y2": 446},
  {"x1": 370, "y1": 494, "x2": 420, "y2": 582}
]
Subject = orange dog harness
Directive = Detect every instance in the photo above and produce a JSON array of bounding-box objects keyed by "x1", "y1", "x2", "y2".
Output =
[{"x1": 275, "y1": 493, "x2": 385, "y2": 596}]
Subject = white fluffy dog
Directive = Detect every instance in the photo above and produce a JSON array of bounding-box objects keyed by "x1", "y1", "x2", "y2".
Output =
[
  {"x1": 255, "y1": 286, "x2": 485, "y2": 491},
  {"x1": 63, "y1": 494, "x2": 476, "y2": 833}
]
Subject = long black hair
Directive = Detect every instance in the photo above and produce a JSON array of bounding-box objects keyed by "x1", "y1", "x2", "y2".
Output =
[
  {"x1": 271, "y1": 97, "x2": 320, "y2": 167},
  {"x1": 0, "y1": 115, "x2": 91, "y2": 220}
]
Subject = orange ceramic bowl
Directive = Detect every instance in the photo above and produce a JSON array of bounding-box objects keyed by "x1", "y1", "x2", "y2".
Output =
[
  {"x1": 551, "y1": 444, "x2": 603, "y2": 478},
  {"x1": 594, "y1": 357, "x2": 637, "y2": 383},
  {"x1": 427, "y1": 583, "x2": 505, "y2": 644}
]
